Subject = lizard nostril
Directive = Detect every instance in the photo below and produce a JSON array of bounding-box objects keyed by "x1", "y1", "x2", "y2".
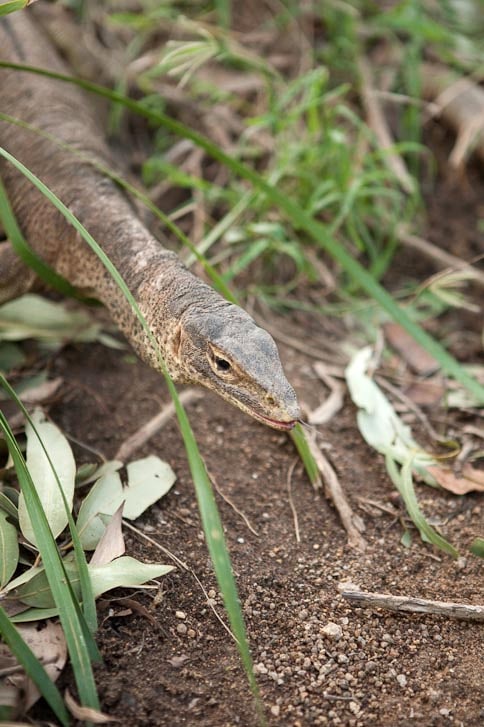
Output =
[{"x1": 266, "y1": 394, "x2": 276, "y2": 406}]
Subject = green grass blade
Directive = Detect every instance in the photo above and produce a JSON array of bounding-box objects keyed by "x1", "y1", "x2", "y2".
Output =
[
  {"x1": 0, "y1": 145, "x2": 263, "y2": 719},
  {"x1": 0, "y1": 410, "x2": 100, "y2": 710},
  {"x1": 0, "y1": 0, "x2": 29, "y2": 17},
  {"x1": 386, "y1": 454, "x2": 458, "y2": 558},
  {"x1": 0, "y1": 62, "x2": 481, "y2": 402},
  {"x1": 290, "y1": 423, "x2": 321, "y2": 488},
  {"x1": 0, "y1": 605, "x2": 69, "y2": 725},
  {"x1": 0, "y1": 376, "x2": 98, "y2": 634},
  {"x1": 470, "y1": 538, "x2": 484, "y2": 558},
  {"x1": 164, "y1": 374, "x2": 266, "y2": 723}
]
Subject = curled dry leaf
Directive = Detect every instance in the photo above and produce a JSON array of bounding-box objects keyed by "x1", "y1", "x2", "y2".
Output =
[
  {"x1": 427, "y1": 463, "x2": 484, "y2": 495},
  {"x1": 89, "y1": 503, "x2": 125, "y2": 566},
  {"x1": 3, "y1": 621, "x2": 67, "y2": 712},
  {"x1": 383, "y1": 322, "x2": 439, "y2": 376},
  {"x1": 65, "y1": 688, "x2": 119, "y2": 723}
]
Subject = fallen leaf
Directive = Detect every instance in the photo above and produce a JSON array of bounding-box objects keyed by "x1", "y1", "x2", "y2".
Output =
[
  {"x1": 89, "y1": 556, "x2": 173, "y2": 598},
  {"x1": 0, "y1": 294, "x2": 100, "y2": 344},
  {"x1": 384, "y1": 322, "x2": 440, "y2": 375},
  {"x1": 19, "y1": 409, "x2": 76, "y2": 546},
  {"x1": 405, "y1": 376, "x2": 445, "y2": 407},
  {"x1": 427, "y1": 463, "x2": 484, "y2": 495},
  {"x1": 123, "y1": 455, "x2": 176, "y2": 519},
  {"x1": 76, "y1": 472, "x2": 124, "y2": 550},
  {"x1": 0, "y1": 509, "x2": 19, "y2": 587},
  {"x1": 65, "y1": 688, "x2": 119, "y2": 723},
  {"x1": 90, "y1": 504, "x2": 125, "y2": 566},
  {"x1": 6, "y1": 621, "x2": 67, "y2": 711},
  {"x1": 77, "y1": 456, "x2": 176, "y2": 549}
]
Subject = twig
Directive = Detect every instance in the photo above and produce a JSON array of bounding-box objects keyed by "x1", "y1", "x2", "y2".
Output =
[
  {"x1": 306, "y1": 433, "x2": 367, "y2": 551},
  {"x1": 358, "y1": 56, "x2": 415, "y2": 194},
  {"x1": 286, "y1": 457, "x2": 300, "y2": 543},
  {"x1": 398, "y1": 227, "x2": 484, "y2": 288},
  {"x1": 257, "y1": 316, "x2": 347, "y2": 365},
  {"x1": 309, "y1": 362, "x2": 345, "y2": 425},
  {"x1": 338, "y1": 584, "x2": 484, "y2": 622},
  {"x1": 209, "y1": 470, "x2": 258, "y2": 536},
  {"x1": 115, "y1": 388, "x2": 203, "y2": 461}
]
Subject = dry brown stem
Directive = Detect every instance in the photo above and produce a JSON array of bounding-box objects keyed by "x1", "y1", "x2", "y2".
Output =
[
  {"x1": 339, "y1": 584, "x2": 484, "y2": 622},
  {"x1": 306, "y1": 433, "x2": 367, "y2": 551}
]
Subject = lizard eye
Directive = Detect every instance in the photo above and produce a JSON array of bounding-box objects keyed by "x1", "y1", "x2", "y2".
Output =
[
  {"x1": 214, "y1": 356, "x2": 231, "y2": 372},
  {"x1": 208, "y1": 348, "x2": 233, "y2": 376}
]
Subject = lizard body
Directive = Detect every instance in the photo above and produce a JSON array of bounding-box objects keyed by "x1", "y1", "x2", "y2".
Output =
[{"x1": 0, "y1": 11, "x2": 299, "y2": 430}]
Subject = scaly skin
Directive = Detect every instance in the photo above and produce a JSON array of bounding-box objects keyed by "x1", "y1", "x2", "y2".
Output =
[{"x1": 0, "y1": 11, "x2": 300, "y2": 430}]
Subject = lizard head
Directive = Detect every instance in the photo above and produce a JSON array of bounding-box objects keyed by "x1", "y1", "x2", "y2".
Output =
[{"x1": 171, "y1": 303, "x2": 300, "y2": 431}]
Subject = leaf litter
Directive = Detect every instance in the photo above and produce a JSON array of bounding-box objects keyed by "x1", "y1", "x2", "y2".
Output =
[
  {"x1": 0, "y1": 403, "x2": 176, "y2": 716},
  {"x1": 346, "y1": 345, "x2": 483, "y2": 555}
]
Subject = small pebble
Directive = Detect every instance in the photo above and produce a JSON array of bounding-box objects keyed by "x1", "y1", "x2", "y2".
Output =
[
  {"x1": 176, "y1": 623, "x2": 188, "y2": 635},
  {"x1": 322, "y1": 622, "x2": 343, "y2": 641},
  {"x1": 175, "y1": 611, "x2": 186, "y2": 620},
  {"x1": 396, "y1": 674, "x2": 407, "y2": 688}
]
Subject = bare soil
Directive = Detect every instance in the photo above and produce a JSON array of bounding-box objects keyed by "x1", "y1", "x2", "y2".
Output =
[{"x1": 29, "y1": 158, "x2": 483, "y2": 727}]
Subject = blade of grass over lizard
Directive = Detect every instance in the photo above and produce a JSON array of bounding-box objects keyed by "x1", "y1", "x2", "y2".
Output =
[
  {"x1": 0, "y1": 376, "x2": 98, "y2": 634},
  {"x1": 0, "y1": 62, "x2": 481, "y2": 404},
  {"x1": 0, "y1": 605, "x2": 69, "y2": 725},
  {"x1": 0, "y1": 0, "x2": 31, "y2": 17},
  {"x1": 0, "y1": 147, "x2": 265, "y2": 722},
  {"x1": 0, "y1": 408, "x2": 100, "y2": 711}
]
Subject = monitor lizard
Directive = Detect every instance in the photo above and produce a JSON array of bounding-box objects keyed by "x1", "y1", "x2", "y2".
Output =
[{"x1": 0, "y1": 10, "x2": 300, "y2": 431}]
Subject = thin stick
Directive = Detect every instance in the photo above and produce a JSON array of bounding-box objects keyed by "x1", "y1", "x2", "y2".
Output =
[
  {"x1": 398, "y1": 228, "x2": 484, "y2": 288},
  {"x1": 309, "y1": 362, "x2": 345, "y2": 425},
  {"x1": 307, "y1": 433, "x2": 367, "y2": 551},
  {"x1": 358, "y1": 57, "x2": 415, "y2": 194},
  {"x1": 286, "y1": 457, "x2": 300, "y2": 543},
  {"x1": 115, "y1": 388, "x2": 203, "y2": 461},
  {"x1": 339, "y1": 585, "x2": 484, "y2": 622},
  {"x1": 209, "y1": 470, "x2": 259, "y2": 536}
]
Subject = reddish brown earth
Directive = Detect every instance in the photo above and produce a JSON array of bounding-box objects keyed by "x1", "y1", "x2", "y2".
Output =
[{"x1": 27, "y1": 159, "x2": 483, "y2": 726}]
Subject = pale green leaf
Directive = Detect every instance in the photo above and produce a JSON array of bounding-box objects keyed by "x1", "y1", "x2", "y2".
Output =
[
  {"x1": 0, "y1": 490, "x2": 18, "y2": 520},
  {"x1": 77, "y1": 456, "x2": 175, "y2": 548},
  {"x1": 11, "y1": 606, "x2": 60, "y2": 622},
  {"x1": 14, "y1": 561, "x2": 79, "y2": 609},
  {"x1": 13, "y1": 556, "x2": 172, "y2": 607},
  {"x1": 0, "y1": 510, "x2": 19, "y2": 587},
  {"x1": 0, "y1": 341, "x2": 25, "y2": 372},
  {"x1": 76, "y1": 459, "x2": 123, "y2": 487},
  {"x1": 345, "y1": 347, "x2": 437, "y2": 480},
  {"x1": 76, "y1": 472, "x2": 124, "y2": 550},
  {"x1": 89, "y1": 556, "x2": 173, "y2": 598},
  {"x1": 124, "y1": 455, "x2": 176, "y2": 520},
  {"x1": 3, "y1": 564, "x2": 44, "y2": 593},
  {"x1": 19, "y1": 409, "x2": 76, "y2": 545},
  {"x1": 0, "y1": 1, "x2": 30, "y2": 17},
  {"x1": 0, "y1": 294, "x2": 99, "y2": 343}
]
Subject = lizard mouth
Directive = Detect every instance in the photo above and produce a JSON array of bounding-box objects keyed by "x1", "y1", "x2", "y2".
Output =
[{"x1": 248, "y1": 409, "x2": 298, "y2": 431}]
